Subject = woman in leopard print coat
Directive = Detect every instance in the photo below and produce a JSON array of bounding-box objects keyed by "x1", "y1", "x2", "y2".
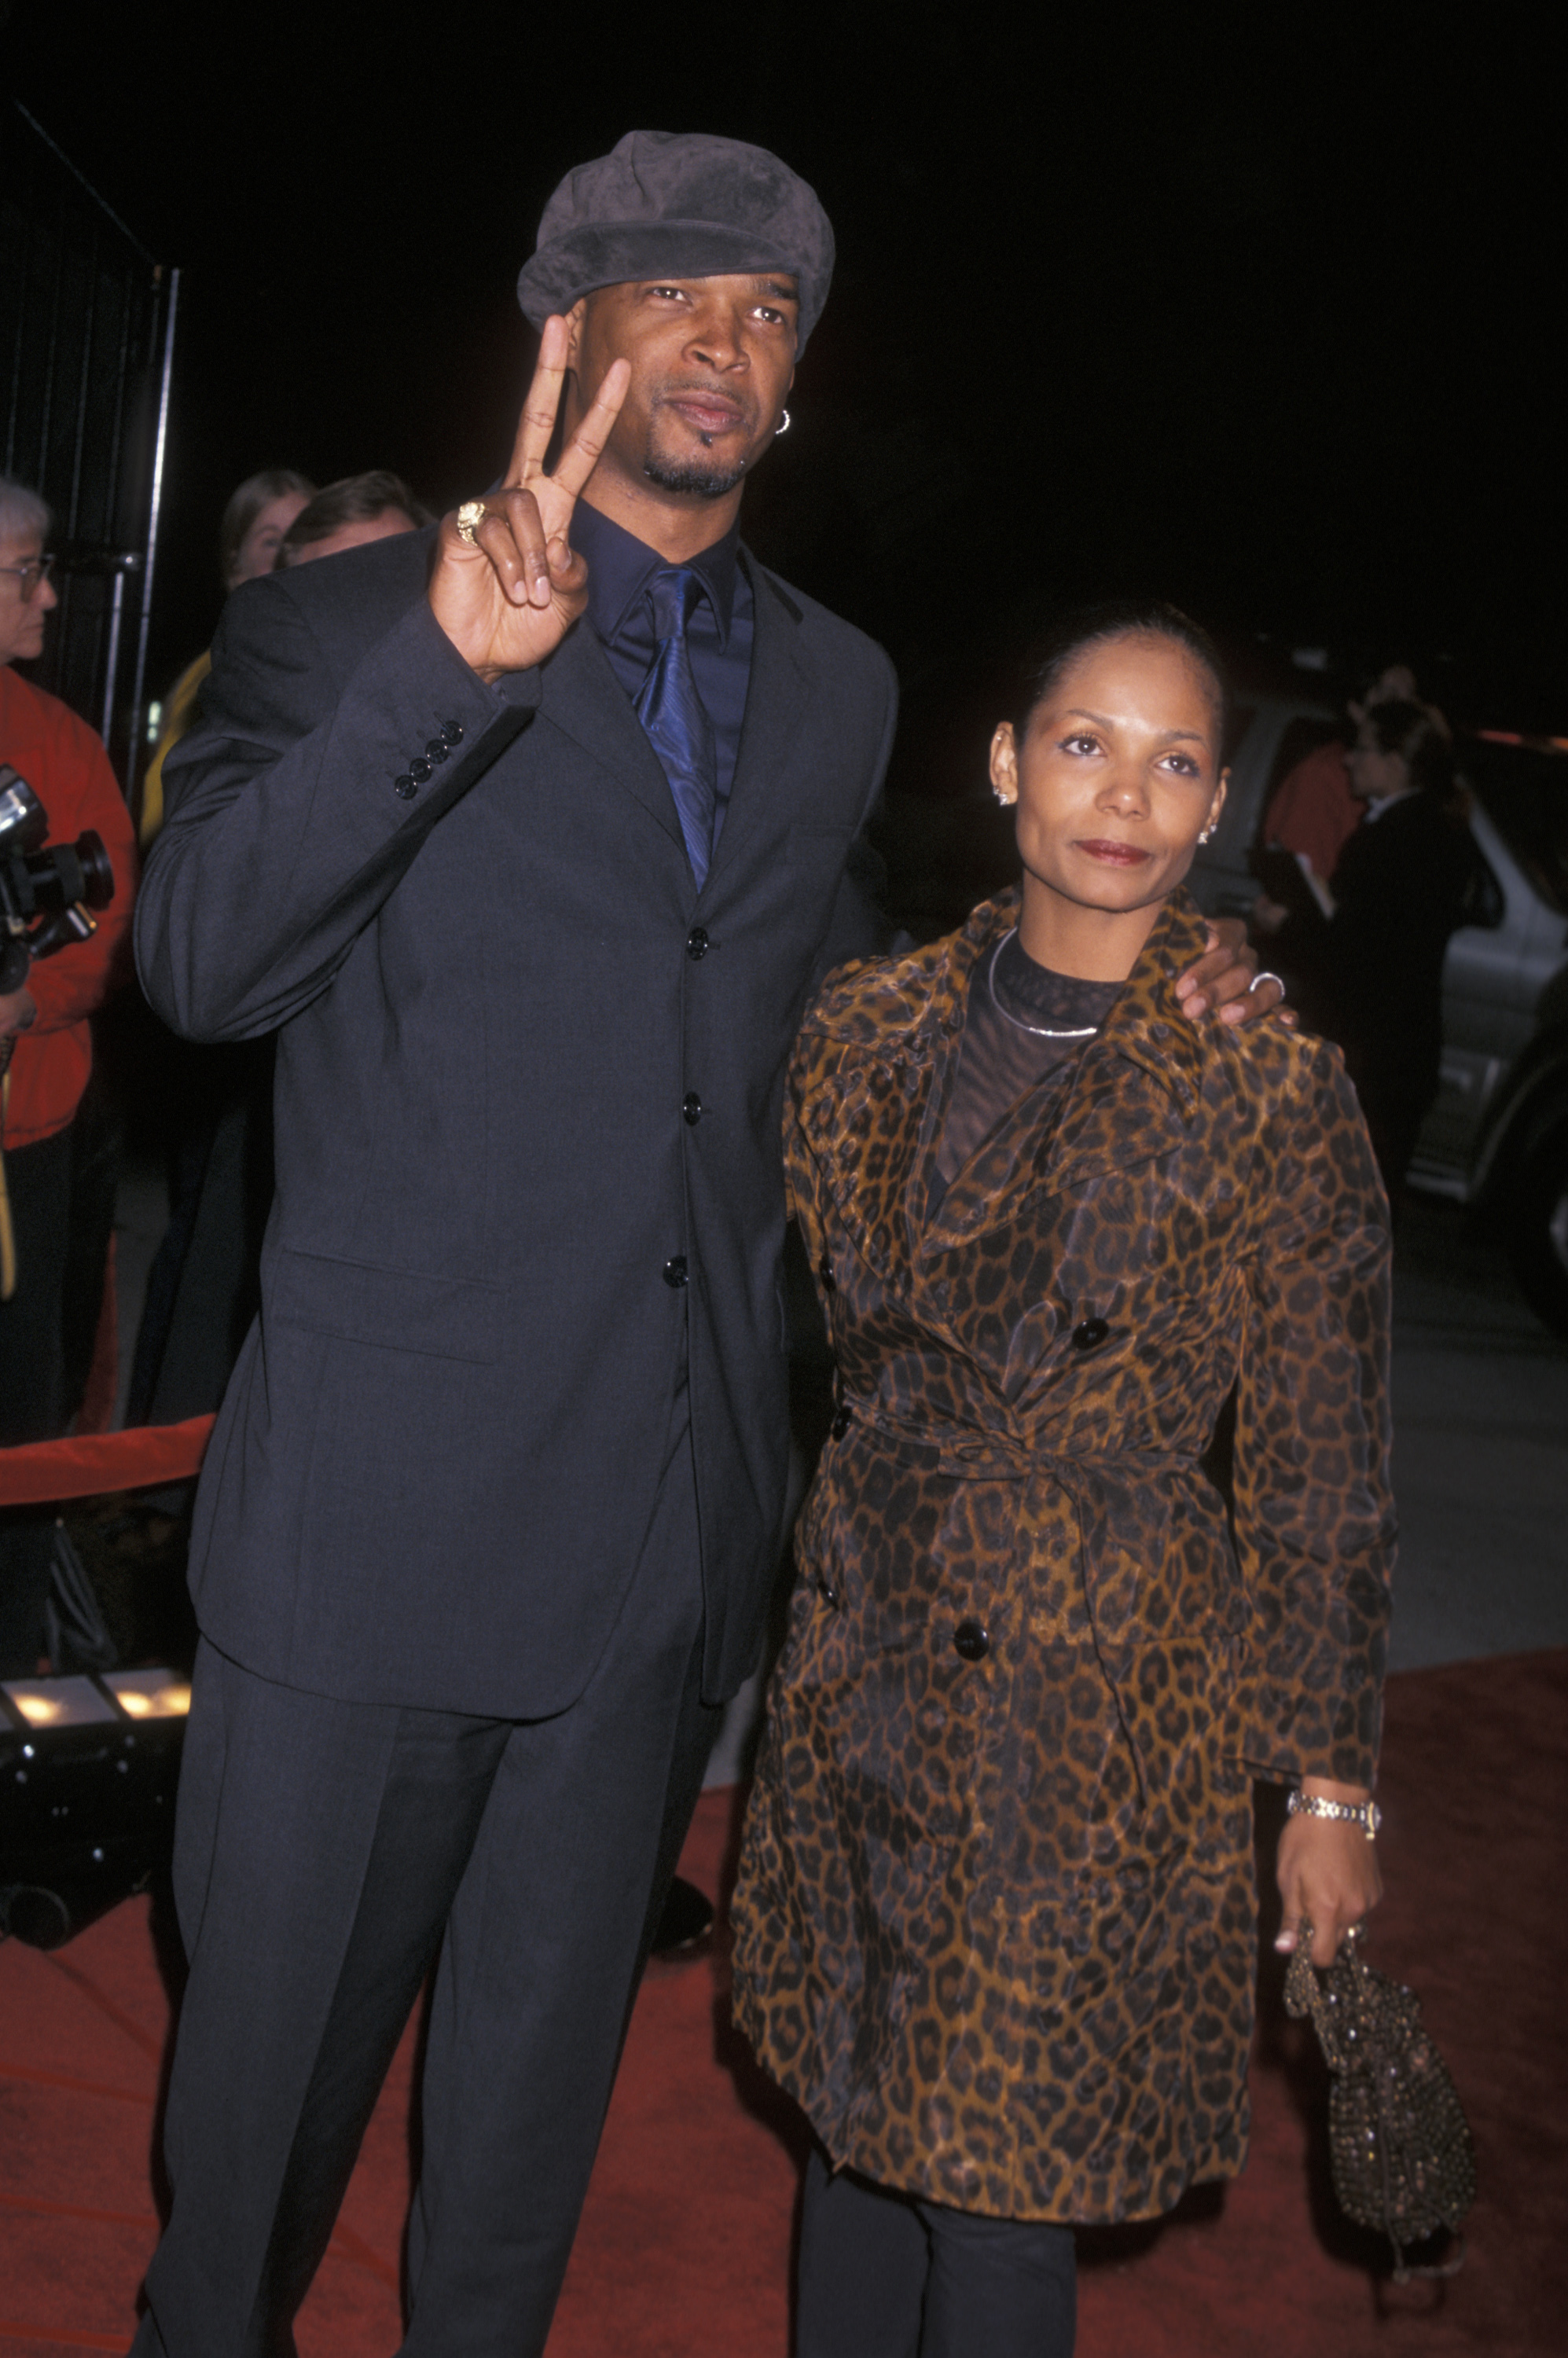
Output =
[{"x1": 730, "y1": 608, "x2": 1394, "y2": 2358}]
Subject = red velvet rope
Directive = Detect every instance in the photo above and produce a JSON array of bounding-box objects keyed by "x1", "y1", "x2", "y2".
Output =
[{"x1": 0, "y1": 1415, "x2": 215, "y2": 1507}]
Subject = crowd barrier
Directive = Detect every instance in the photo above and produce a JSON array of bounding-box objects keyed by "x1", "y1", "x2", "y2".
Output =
[{"x1": 0, "y1": 1412, "x2": 215, "y2": 1507}]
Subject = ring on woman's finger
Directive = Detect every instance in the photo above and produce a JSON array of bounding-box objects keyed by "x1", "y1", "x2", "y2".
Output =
[
  {"x1": 1254, "y1": 970, "x2": 1287, "y2": 1001},
  {"x1": 456, "y1": 501, "x2": 488, "y2": 545}
]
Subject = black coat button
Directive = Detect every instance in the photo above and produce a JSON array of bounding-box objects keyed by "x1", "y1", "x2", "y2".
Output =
[
  {"x1": 439, "y1": 718, "x2": 464, "y2": 745},
  {"x1": 682, "y1": 1093, "x2": 703, "y2": 1125},
  {"x1": 830, "y1": 1407, "x2": 853, "y2": 1439},
  {"x1": 953, "y1": 1618, "x2": 990, "y2": 1662},
  {"x1": 1072, "y1": 1317, "x2": 1111, "y2": 1351},
  {"x1": 393, "y1": 776, "x2": 417, "y2": 799},
  {"x1": 424, "y1": 738, "x2": 450, "y2": 763},
  {"x1": 818, "y1": 1255, "x2": 836, "y2": 1294},
  {"x1": 686, "y1": 926, "x2": 710, "y2": 960},
  {"x1": 408, "y1": 756, "x2": 432, "y2": 783},
  {"x1": 663, "y1": 1257, "x2": 689, "y2": 1288}
]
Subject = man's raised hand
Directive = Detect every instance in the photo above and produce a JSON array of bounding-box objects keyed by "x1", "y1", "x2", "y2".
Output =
[{"x1": 429, "y1": 317, "x2": 629, "y2": 682}]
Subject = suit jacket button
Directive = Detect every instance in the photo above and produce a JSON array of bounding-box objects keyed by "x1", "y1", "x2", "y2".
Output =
[
  {"x1": 683, "y1": 1093, "x2": 703, "y2": 1124},
  {"x1": 439, "y1": 718, "x2": 464, "y2": 745},
  {"x1": 830, "y1": 1407, "x2": 852, "y2": 1439},
  {"x1": 407, "y1": 755, "x2": 432, "y2": 783},
  {"x1": 686, "y1": 927, "x2": 710, "y2": 960},
  {"x1": 424, "y1": 737, "x2": 450, "y2": 762},
  {"x1": 393, "y1": 775, "x2": 417, "y2": 799},
  {"x1": 1072, "y1": 1317, "x2": 1111, "y2": 1350},
  {"x1": 953, "y1": 1618, "x2": 990, "y2": 1662},
  {"x1": 663, "y1": 1257, "x2": 689, "y2": 1288}
]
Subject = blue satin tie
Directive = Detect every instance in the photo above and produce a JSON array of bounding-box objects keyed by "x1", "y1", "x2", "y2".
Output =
[{"x1": 634, "y1": 567, "x2": 718, "y2": 888}]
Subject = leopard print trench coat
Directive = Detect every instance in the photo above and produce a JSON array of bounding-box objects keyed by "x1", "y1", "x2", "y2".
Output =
[{"x1": 730, "y1": 887, "x2": 1395, "y2": 2225}]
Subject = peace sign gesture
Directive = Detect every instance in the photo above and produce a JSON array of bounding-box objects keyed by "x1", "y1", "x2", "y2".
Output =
[{"x1": 428, "y1": 315, "x2": 629, "y2": 682}]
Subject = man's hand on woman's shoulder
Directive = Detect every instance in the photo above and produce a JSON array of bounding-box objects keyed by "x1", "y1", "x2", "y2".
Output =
[{"x1": 1175, "y1": 917, "x2": 1294, "y2": 1028}]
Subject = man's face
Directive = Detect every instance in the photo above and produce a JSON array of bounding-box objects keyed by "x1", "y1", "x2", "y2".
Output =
[
  {"x1": 0, "y1": 536, "x2": 57, "y2": 667},
  {"x1": 565, "y1": 274, "x2": 799, "y2": 501},
  {"x1": 285, "y1": 509, "x2": 419, "y2": 567}
]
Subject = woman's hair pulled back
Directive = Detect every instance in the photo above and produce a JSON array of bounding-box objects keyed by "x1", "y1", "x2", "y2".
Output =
[
  {"x1": 218, "y1": 468, "x2": 316, "y2": 587},
  {"x1": 1013, "y1": 600, "x2": 1228, "y2": 752},
  {"x1": 1359, "y1": 698, "x2": 1457, "y2": 801}
]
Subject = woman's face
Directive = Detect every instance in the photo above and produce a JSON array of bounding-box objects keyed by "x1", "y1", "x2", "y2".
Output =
[
  {"x1": 229, "y1": 491, "x2": 310, "y2": 588},
  {"x1": 1346, "y1": 720, "x2": 1408, "y2": 803},
  {"x1": 990, "y1": 633, "x2": 1227, "y2": 926}
]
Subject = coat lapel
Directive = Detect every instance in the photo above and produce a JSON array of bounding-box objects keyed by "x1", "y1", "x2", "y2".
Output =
[
  {"x1": 532, "y1": 554, "x2": 812, "y2": 887},
  {"x1": 796, "y1": 908, "x2": 982, "y2": 1291},
  {"x1": 702, "y1": 558, "x2": 810, "y2": 893},
  {"x1": 1039, "y1": 898, "x2": 1210, "y2": 1196},
  {"x1": 802, "y1": 893, "x2": 1218, "y2": 1287},
  {"x1": 536, "y1": 612, "x2": 685, "y2": 855},
  {"x1": 920, "y1": 895, "x2": 1213, "y2": 1251}
]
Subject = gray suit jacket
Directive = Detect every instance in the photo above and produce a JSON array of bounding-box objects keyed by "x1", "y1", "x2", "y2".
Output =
[{"x1": 139, "y1": 527, "x2": 897, "y2": 1715}]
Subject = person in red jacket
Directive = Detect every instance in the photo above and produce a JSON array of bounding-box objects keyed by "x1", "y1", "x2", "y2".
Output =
[{"x1": 0, "y1": 475, "x2": 138, "y2": 1673}]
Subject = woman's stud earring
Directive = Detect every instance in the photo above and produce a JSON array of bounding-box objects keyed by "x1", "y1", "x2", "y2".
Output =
[{"x1": 774, "y1": 409, "x2": 791, "y2": 436}]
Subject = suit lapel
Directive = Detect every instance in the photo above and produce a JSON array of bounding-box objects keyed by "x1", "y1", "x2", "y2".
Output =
[
  {"x1": 702, "y1": 557, "x2": 810, "y2": 893},
  {"x1": 536, "y1": 613, "x2": 685, "y2": 855},
  {"x1": 532, "y1": 555, "x2": 811, "y2": 887}
]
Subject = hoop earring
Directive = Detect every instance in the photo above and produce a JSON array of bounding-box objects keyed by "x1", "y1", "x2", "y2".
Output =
[{"x1": 774, "y1": 409, "x2": 791, "y2": 436}]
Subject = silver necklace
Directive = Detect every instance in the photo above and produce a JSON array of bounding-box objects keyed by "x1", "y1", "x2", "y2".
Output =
[{"x1": 986, "y1": 933, "x2": 1099, "y2": 1039}]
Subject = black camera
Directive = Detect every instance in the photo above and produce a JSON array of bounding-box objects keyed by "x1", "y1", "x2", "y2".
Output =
[{"x1": 0, "y1": 762, "x2": 116, "y2": 995}]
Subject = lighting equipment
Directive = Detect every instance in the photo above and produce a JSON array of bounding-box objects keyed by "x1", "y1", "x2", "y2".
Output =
[{"x1": 0, "y1": 1666, "x2": 188, "y2": 1948}]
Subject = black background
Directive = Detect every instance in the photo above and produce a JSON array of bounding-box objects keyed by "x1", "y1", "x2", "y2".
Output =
[{"x1": 5, "y1": 1, "x2": 1562, "y2": 784}]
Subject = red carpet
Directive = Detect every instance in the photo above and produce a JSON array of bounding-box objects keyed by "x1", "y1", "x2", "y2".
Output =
[{"x1": 2, "y1": 1651, "x2": 1563, "y2": 2356}]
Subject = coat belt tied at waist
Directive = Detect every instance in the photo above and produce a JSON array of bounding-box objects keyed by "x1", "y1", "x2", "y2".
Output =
[{"x1": 836, "y1": 1406, "x2": 1230, "y2": 1810}]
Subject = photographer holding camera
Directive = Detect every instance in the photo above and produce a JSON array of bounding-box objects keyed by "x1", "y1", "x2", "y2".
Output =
[{"x1": 0, "y1": 476, "x2": 136, "y2": 1676}]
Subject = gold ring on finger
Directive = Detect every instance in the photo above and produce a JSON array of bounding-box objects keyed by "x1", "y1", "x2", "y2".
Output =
[{"x1": 456, "y1": 500, "x2": 487, "y2": 545}]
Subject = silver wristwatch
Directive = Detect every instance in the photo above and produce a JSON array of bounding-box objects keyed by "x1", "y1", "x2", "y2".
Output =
[{"x1": 1286, "y1": 1789, "x2": 1381, "y2": 1840}]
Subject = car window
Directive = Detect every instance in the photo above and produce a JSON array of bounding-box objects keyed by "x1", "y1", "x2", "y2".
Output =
[{"x1": 1459, "y1": 734, "x2": 1568, "y2": 916}]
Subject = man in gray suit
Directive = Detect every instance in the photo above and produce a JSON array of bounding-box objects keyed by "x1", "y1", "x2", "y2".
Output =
[{"x1": 131, "y1": 133, "x2": 1270, "y2": 2356}]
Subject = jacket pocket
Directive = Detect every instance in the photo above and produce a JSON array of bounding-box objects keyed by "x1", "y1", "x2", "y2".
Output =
[{"x1": 267, "y1": 1246, "x2": 504, "y2": 1363}]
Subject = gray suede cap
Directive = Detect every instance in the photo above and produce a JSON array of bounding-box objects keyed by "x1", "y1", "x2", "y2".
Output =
[{"x1": 517, "y1": 130, "x2": 834, "y2": 350}]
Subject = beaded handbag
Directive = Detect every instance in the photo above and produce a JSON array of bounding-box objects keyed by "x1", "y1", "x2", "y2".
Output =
[{"x1": 1283, "y1": 1923, "x2": 1475, "y2": 2280}]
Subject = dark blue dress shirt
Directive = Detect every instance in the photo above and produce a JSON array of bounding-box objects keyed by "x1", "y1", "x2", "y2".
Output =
[{"x1": 571, "y1": 500, "x2": 755, "y2": 859}]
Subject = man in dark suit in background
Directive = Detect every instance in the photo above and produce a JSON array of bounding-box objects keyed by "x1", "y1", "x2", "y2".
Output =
[{"x1": 130, "y1": 133, "x2": 1271, "y2": 2356}]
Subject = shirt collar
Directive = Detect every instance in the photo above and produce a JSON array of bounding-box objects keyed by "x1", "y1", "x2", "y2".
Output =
[{"x1": 571, "y1": 498, "x2": 741, "y2": 649}]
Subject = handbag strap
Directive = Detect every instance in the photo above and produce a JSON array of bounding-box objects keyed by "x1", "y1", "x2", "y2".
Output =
[{"x1": 1281, "y1": 1920, "x2": 1359, "y2": 2069}]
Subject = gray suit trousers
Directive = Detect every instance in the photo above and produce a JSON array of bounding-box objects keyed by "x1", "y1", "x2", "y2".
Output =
[{"x1": 133, "y1": 1447, "x2": 716, "y2": 2358}]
